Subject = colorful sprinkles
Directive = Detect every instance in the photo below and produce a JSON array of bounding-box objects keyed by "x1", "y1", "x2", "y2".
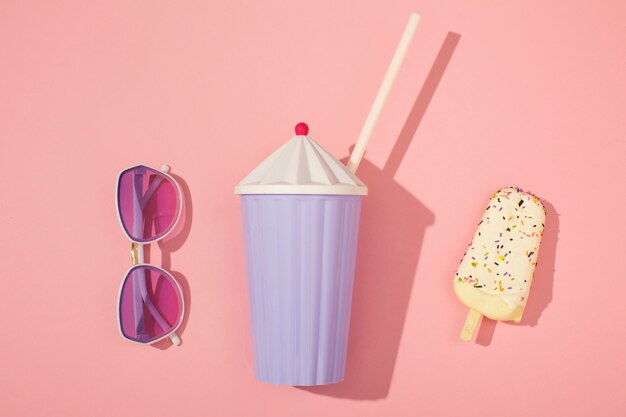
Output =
[{"x1": 453, "y1": 187, "x2": 546, "y2": 306}]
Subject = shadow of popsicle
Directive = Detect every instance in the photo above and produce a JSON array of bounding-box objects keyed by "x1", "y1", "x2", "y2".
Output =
[
  {"x1": 298, "y1": 31, "x2": 460, "y2": 400},
  {"x1": 150, "y1": 172, "x2": 193, "y2": 350},
  {"x1": 476, "y1": 199, "x2": 559, "y2": 346}
]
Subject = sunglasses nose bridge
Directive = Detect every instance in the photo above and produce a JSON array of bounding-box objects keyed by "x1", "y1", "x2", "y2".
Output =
[{"x1": 130, "y1": 243, "x2": 139, "y2": 265}]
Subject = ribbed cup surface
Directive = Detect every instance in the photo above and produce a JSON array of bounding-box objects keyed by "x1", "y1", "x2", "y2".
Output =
[{"x1": 240, "y1": 194, "x2": 362, "y2": 385}]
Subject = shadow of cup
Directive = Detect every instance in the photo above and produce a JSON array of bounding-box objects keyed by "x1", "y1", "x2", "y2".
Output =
[
  {"x1": 299, "y1": 159, "x2": 434, "y2": 398},
  {"x1": 298, "y1": 30, "x2": 460, "y2": 400}
]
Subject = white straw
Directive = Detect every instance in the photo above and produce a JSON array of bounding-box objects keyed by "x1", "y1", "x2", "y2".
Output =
[{"x1": 347, "y1": 13, "x2": 421, "y2": 173}]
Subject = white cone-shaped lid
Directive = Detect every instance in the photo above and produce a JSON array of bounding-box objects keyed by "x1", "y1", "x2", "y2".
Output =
[{"x1": 235, "y1": 123, "x2": 367, "y2": 195}]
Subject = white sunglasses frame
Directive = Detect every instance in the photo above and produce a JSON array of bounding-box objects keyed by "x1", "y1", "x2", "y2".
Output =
[{"x1": 115, "y1": 164, "x2": 185, "y2": 346}]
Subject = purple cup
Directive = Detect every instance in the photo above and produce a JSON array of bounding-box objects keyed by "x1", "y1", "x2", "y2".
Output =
[
  {"x1": 236, "y1": 124, "x2": 367, "y2": 385},
  {"x1": 240, "y1": 194, "x2": 362, "y2": 385}
]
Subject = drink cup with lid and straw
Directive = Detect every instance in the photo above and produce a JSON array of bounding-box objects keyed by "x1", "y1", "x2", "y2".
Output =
[{"x1": 235, "y1": 13, "x2": 420, "y2": 385}]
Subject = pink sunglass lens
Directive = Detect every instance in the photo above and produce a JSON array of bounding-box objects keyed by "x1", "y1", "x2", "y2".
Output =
[
  {"x1": 118, "y1": 265, "x2": 183, "y2": 344},
  {"x1": 117, "y1": 166, "x2": 180, "y2": 242}
]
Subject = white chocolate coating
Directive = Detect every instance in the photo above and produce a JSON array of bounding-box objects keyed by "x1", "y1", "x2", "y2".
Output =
[{"x1": 453, "y1": 187, "x2": 545, "y2": 322}]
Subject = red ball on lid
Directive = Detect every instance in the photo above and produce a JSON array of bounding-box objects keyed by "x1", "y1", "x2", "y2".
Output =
[{"x1": 295, "y1": 122, "x2": 309, "y2": 136}]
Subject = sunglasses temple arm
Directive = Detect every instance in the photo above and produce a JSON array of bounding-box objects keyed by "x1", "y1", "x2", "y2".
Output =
[
  {"x1": 132, "y1": 244, "x2": 182, "y2": 346},
  {"x1": 132, "y1": 177, "x2": 146, "y2": 337},
  {"x1": 140, "y1": 176, "x2": 164, "y2": 210},
  {"x1": 139, "y1": 165, "x2": 171, "y2": 210},
  {"x1": 132, "y1": 166, "x2": 181, "y2": 346},
  {"x1": 135, "y1": 263, "x2": 182, "y2": 346},
  {"x1": 154, "y1": 164, "x2": 182, "y2": 345}
]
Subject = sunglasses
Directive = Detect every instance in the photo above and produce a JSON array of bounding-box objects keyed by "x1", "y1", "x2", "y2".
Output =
[{"x1": 115, "y1": 164, "x2": 185, "y2": 346}]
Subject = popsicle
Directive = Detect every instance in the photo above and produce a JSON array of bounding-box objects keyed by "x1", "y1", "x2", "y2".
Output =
[{"x1": 454, "y1": 187, "x2": 546, "y2": 341}]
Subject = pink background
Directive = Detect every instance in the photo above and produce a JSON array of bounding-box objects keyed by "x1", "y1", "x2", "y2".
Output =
[{"x1": 1, "y1": 1, "x2": 625, "y2": 416}]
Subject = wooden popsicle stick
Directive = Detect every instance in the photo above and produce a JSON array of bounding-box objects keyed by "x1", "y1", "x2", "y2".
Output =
[{"x1": 460, "y1": 309, "x2": 483, "y2": 342}]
